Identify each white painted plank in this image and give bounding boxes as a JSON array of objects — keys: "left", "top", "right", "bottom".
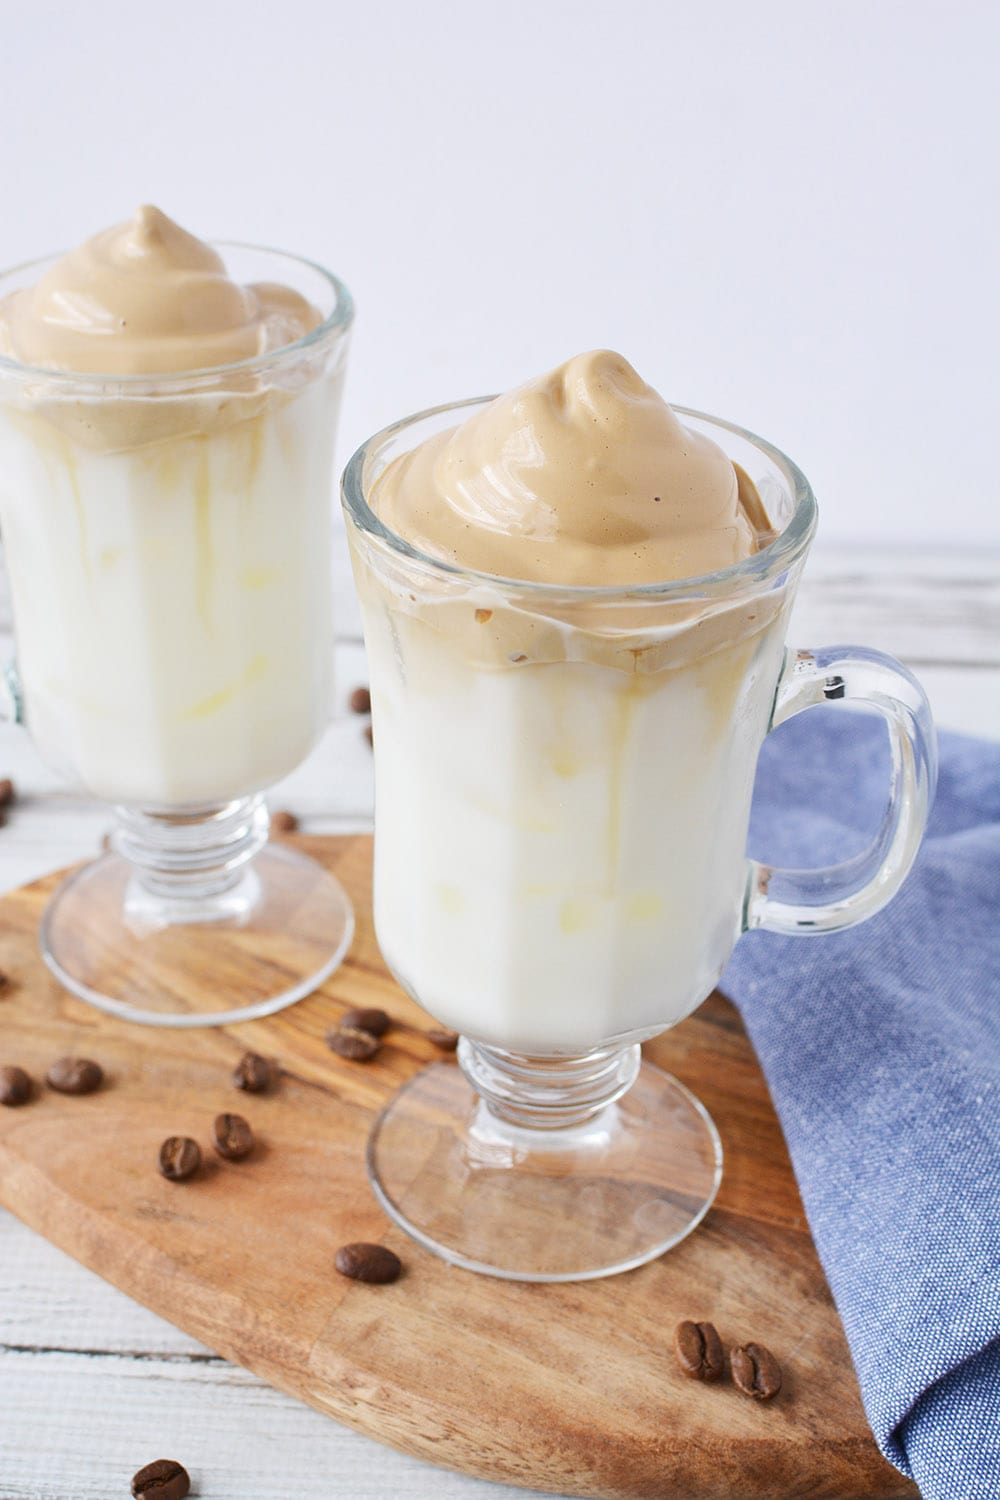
[
  {"left": 0, "top": 1211, "right": 208, "bottom": 1358},
  {"left": 333, "top": 535, "right": 1000, "bottom": 666},
  {"left": 904, "top": 666, "right": 1000, "bottom": 744},
  {"left": 0, "top": 1345, "right": 555, "bottom": 1500},
  {"left": 788, "top": 564, "right": 1000, "bottom": 667}
]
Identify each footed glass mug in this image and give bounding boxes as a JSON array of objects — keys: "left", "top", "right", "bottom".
[
  {"left": 343, "top": 399, "right": 936, "bottom": 1282},
  {"left": 0, "top": 247, "right": 354, "bottom": 1026}
]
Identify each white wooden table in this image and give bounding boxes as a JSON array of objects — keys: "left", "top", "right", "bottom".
[{"left": 2, "top": 542, "right": 998, "bottom": 1500}]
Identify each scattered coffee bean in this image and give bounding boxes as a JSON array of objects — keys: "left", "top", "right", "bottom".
[
  {"left": 335, "top": 1242, "right": 403, "bottom": 1284},
  {"left": 131, "top": 1458, "right": 191, "bottom": 1500},
  {"left": 363, "top": 722, "right": 374, "bottom": 747},
  {"left": 158, "top": 1136, "right": 201, "bottom": 1182},
  {"left": 348, "top": 685, "right": 371, "bottom": 715},
  {"left": 0, "top": 1065, "right": 32, "bottom": 1106},
  {"left": 427, "top": 1027, "right": 459, "bottom": 1052},
  {"left": 0, "top": 778, "right": 14, "bottom": 807},
  {"left": 673, "top": 1320, "right": 725, "bottom": 1382},
  {"left": 232, "top": 1051, "right": 274, "bottom": 1093},
  {"left": 730, "top": 1341, "right": 782, "bottom": 1400},
  {"left": 341, "top": 1006, "right": 391, "bottom": 1038},
  {"left": 270, "top": 808, "right": 299, "bottom": 833},
  {"left": 46, "top": 1056, "right": 103, "bottom": 1095},
  {"left": 213, "top": 1111, "right": 255, "bottom": 1160},
  {"left": 326, "top": 1025, "right": 380, "bottom": 1061}
]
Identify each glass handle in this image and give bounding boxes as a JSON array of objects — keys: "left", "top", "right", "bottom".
[
  {"left": 0, "top": 659, "right": 23, "bottom": 725},
  {"left": 745, "top": 645, "right": 937, "bottom": 935}
]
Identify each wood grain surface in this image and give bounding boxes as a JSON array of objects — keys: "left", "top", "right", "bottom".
[{"left": 0, "top": 833, "right": 915, "bottom": 1500}]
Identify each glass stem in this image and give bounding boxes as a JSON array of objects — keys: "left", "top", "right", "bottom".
[
  {"left": 458, "top": 1040, "right": 641, "bottom": 1132},
  {"left": 113, "top": 794, "right": 269, "bottom": 903}
]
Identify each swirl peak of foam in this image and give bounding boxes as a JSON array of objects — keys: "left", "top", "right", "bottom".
[
  {"left": 372, "top": 350, "right": 772, "bottom": 586},
  {"left": 0, "top": 206, "right": 319, "bottom": 376}
]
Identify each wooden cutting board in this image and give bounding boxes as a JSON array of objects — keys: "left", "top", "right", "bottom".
[{"left": 0, "top": 834, "right": 914, "bottom": 1500}]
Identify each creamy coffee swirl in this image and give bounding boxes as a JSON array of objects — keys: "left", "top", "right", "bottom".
[
  {"left": 0, "top": 205, "right": 320, "bottom": 376},
  {"left": 372, "top": 350, "right": 772, "bottom": 586}
]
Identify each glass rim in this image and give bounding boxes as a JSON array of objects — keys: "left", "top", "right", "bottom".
[
  {"left": 0, "top": 241, "right": 354, "bottom": 388},
  {"left": 341, "top": 396, "right": 818, "bottom": 602}
]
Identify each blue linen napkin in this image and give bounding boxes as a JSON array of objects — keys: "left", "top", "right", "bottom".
[{"left": 721, "top": 710, "right": 1000, "bottom": 1499}]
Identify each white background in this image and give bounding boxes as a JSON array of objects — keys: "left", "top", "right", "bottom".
[{"left": 1, "top": 0, "right": 997, "bottom": 548}]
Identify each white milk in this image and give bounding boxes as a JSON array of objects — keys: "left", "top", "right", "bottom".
[
  {"left": 0, "top": 374, "right": 340, "bottom": 806},
  {"left": 356, "top": 583, "right": 792, "bottom": 1054}
]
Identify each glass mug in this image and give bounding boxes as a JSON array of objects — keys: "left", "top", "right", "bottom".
[
  {"left": 0, "top": 246, "right": 354, "bottom": 1026},
  {"left": 343, "top": 398, "right": 936, "bottom": 1282}
]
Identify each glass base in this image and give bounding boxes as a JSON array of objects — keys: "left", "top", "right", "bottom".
[
  {"left": 40, "top": 798, "right": 353, "bottom": 1026},
  {"left": 367, "top": 1045, "right": 723, "bottom": 1282}
]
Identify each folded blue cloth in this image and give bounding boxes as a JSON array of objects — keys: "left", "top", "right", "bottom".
[{"left": 722, "top": 711, "right": 1000, "bottom": 1499}]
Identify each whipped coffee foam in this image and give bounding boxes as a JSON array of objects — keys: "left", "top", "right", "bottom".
[
  {"left": 372, "top": 350, "right": 772, "bottom": 585},
  {"left": 0, "top": 205, "right": 320, "bottom": 375}
]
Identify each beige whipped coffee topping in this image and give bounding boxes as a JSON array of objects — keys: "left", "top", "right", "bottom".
[
  {"left": 372, "top": 350, "right": 773, "bottom": 587},
  {"left": 0, "top": 207, "right": 326, "bottom": 452},
  {"left": 0, "top": 205, "right": 320, "bottom": 376}
]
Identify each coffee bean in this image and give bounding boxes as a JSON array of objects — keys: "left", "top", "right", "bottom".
[
  {"left": 232, "top": 1051, "right": 274, "bottom": 1094},
  {"left": 0, "top": 1065, "right": 32, "bottom": 1106},
  {"left": 427, "top": 1027, "right": 459, "bottom": 1052},
  {"left": 46, "top": 1056, "right": 103, "bottom": 1095},
  {"left": 363, "top": 722, "right": 373, "bottom": 747},
  {"left": 0, "top": 777, "right": 14, "bottom": 807},
  {"left": 335, "top": 1242, "right": 402, "bottom": 1284},
  {"left": 326, "top": 1025, "right": 380, "bottom": 1061},
  {"left": 158, "top": 1136, "right": 201, "bottom": 1182},
  {"left": 673, "top": 1320, "right": 724, "bottom": 1381},
  {"left": 348, "top": 685, "right": 371, "bottom": 715},
  {"left": 730, "top": 1341, "right": 782, "bottom": 1400},
  {"left": 131, "top": 1458, "right": 190, "bottom": 1500},
  {"left": 270, "top": 808, "right": 298, "bottom": 833},
  {"left": 213, "top": 1111, "right": 254, "bottom": 1160},
  {"left": 341, "top": 1006, "right": 391, "bottom": 1038}
]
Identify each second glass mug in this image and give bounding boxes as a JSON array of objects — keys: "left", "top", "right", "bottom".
[
  {"left": 0, "top": 245, "right": 354, "bottom": 1026},
  {"left": 343, "top": 398, "right": 937, "bottom": 1282}
]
